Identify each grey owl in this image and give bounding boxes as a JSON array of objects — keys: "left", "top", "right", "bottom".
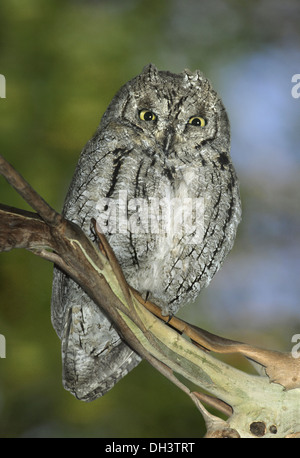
[{"left": 51, "top": 64, "right": 241, "bottom": 401}]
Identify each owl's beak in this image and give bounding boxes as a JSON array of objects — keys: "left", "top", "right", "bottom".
[{"left": 161, "top": 127, "right": 176, "bottom": 156}]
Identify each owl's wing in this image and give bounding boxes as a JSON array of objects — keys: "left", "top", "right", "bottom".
[
  {"left": 51, "top": 136, "right": 142, "bottom": 401},
  {"left": 51, "top": 267, "right": 141, "bottom": 402}
]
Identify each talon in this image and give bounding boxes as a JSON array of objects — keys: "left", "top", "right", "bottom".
[{"left": 166, "top": 313, "right": 174, "bottom": 324}]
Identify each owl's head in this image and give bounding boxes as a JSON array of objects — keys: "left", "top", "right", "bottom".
[{"left": 100, "top": 64, "right": 230, "bottom": 163}]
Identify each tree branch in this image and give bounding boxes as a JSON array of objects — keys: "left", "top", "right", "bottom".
[
  {"left": 0, "top": 156, "right": 59, "bottom": 225},
  {"left": 1, "top": 154, "right": 300, "bottom": 438}
]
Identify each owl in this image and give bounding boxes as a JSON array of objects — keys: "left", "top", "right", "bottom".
[{"left": 51, "top": 64, "right": 241, "bottom": 402}]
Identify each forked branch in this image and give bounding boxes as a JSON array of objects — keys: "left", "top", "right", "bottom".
[{"left": 1, "top": 154, "right": 300, "bottom": 438}]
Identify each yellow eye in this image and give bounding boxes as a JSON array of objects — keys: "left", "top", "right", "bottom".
[
  {"left": 139, "top": 109, "right": 156, "bottom": 121},
  {"left": 188, "top": 116, "right": 206, "bottom": 127}
]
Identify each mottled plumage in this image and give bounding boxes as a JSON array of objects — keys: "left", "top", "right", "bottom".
[{"left": 51, "top": 64, "right": 241, "bottom": 401}]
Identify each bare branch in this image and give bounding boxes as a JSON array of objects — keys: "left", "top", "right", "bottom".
[
  {"left": 0, "top": 155, "right": 60, "bottom": 225},
  {"left": 1, "top": 154, "right": 300, "bottom": 438}
]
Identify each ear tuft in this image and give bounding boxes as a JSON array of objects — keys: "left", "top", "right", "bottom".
[
  {"left": 182, "top": 68, "right": 205, "bottom": 83},
  {"left": 141, "top": 63, "right": 159, "bottom": 81}
]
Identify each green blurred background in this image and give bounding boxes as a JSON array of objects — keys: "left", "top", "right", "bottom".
[{"left": 0, "top": 0, "right": 299, "bottom": 437}]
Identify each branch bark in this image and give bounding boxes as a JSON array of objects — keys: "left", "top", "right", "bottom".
[{"left": 1, "top": 154, "right": 300, "bottom": 438}]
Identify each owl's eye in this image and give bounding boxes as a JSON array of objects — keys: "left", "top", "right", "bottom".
[
  {"left": 188, "top": 116, "right": 206, "bottom": 127},
  {"left": 139, "top": 109, "right": 156, "bottom": 121}
]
